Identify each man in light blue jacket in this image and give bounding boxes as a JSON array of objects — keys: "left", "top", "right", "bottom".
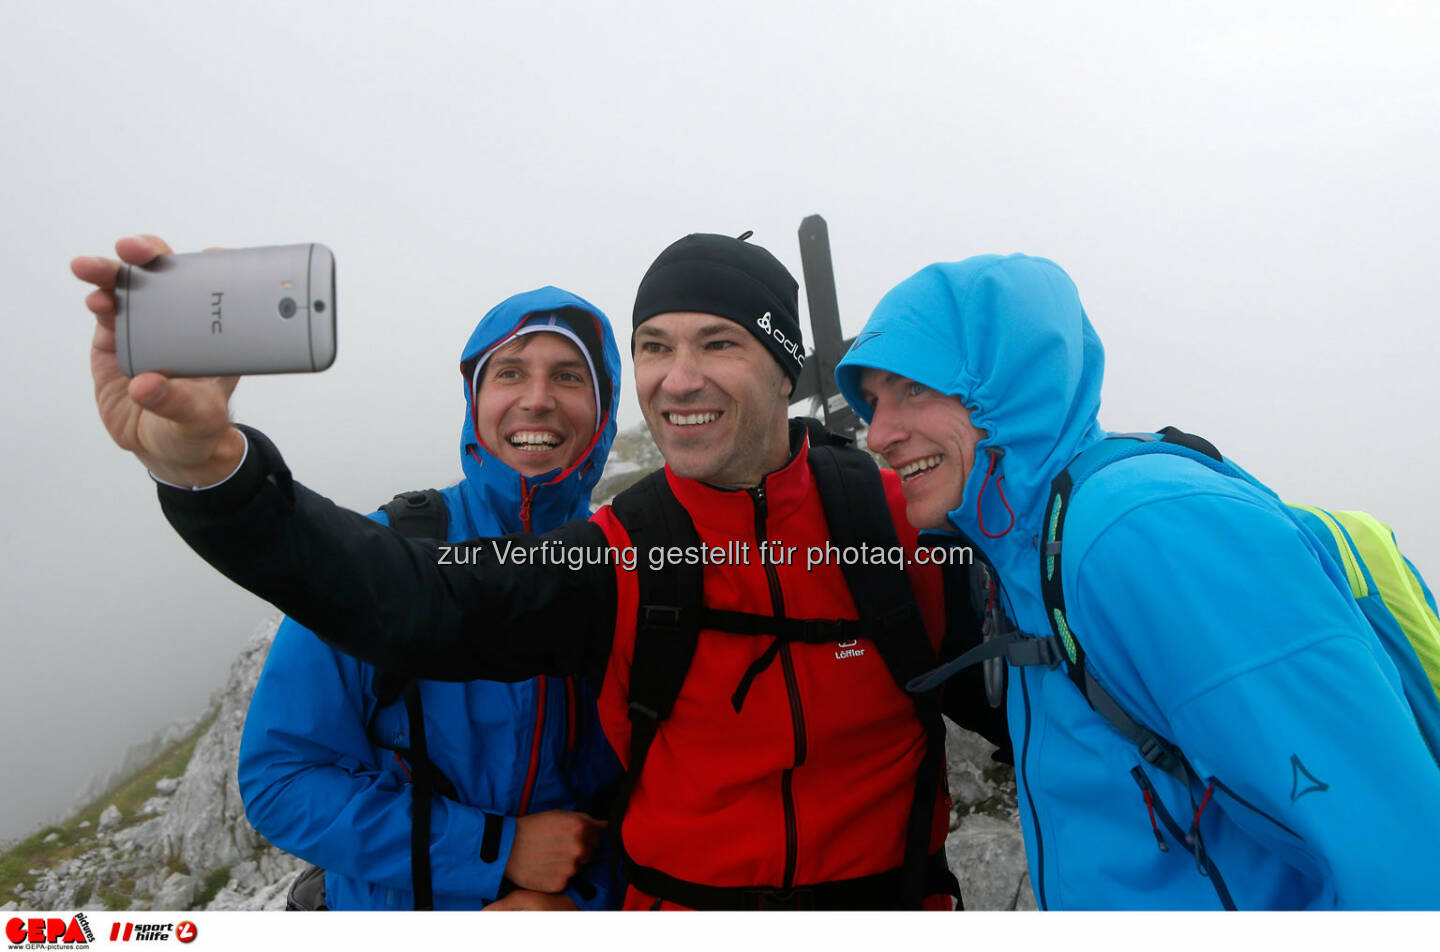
[
  {"left": 834, "top": 254, "right": 1440, "bottom": 909},
  {"left": 238, "top": 287, "right": 623, "bottom": 910}
]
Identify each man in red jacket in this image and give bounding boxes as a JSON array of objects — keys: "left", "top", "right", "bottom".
[{"left": 77, "top": 232, "right": 979, "bottom": 910}]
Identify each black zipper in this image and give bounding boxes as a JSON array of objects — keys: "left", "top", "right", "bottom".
[
  {"left": 750, "top": 484, "right": 806, "bottom": 889},
  {"left": 974, "top": 565, "right": 1048, "bottom": 911},
  {"left": 1130, "top": 767, "right": 1237, "bottom": 910},
  {"left": 1017, "top": 663, "right": 1047, "bottom": 909},
  {"left": 1209, "top": 776, "right": 1303, "bottom": 840}
]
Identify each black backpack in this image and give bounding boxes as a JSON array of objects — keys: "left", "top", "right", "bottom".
[{"left": 606, "top": 434, "right": 961, "bottom": 910}]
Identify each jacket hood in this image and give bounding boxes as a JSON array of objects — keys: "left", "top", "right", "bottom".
[
  {"left": 835, "top": 254, "right": 1106, "bottom": 599},
  {"left": 454, "top": 286, "right": 621, "bottom": 536}
]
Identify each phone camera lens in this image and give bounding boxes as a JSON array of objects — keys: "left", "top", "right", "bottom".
[
  {"left": 313, "top": 299, "right": 326, "bottom": 313},
  {"left": 278, "top": 297, "right": 297, "bottom": 319}
]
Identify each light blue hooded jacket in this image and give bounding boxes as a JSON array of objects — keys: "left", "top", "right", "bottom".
[
  {"left": 836, "top": 254, "right": 1440, "bottom": 909},
  {"left": 238, "top": 287, "right": 623, "bottom": 910}
]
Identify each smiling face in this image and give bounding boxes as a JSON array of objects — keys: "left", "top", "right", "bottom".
[
  {"left": 633, "top": 311, "right": 793, "bottom": 489},
  {"left": 473, "top": 332, "right": 597, "bottom": 478},
  {"left": 858, "top": 367, "right": 988, "bottom": 530}
]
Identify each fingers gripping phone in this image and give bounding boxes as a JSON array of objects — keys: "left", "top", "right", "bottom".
[{"left": 116, "top": 243, "right": 336, "bottom": 377}]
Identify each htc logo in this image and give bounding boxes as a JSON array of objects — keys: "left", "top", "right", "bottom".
[{"left": 210, "top": 291, "right": 223, "bottom": 334}]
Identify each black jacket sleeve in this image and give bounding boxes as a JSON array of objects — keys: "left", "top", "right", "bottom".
[{"left": 157, "top": 425, "right": 617, "bottom": 682}]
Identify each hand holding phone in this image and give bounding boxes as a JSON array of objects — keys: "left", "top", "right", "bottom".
[
  {"left": 76, "top": 236, "right": 290, "bottom": 488},
  {"left": 116, "top": 243, "right": 336, "bottom": 377}
]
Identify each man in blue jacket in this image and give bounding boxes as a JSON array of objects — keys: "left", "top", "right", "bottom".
[
  {"left": 834, "top": 253, "right": 1440, "bottom": 909},
  {"left": 238, "top": 287, "right": 623, "bottom": 910}
]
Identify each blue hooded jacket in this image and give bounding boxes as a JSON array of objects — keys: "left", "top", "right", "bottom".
[
  {"left": 836, "top": 255, "right": 1440, "bottom": 909},
  {"left": 238, "top": 286, "right": 623, "bottom": 910}
]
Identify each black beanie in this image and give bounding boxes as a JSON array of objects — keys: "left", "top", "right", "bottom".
[{"left": 632, "top": 233, "right": 805, "bottom": 385}]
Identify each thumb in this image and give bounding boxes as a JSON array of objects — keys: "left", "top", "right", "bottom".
[{"left": 129, "top": 373, "right": 199, "bottom": 422}]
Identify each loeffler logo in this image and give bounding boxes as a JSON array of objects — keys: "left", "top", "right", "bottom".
[
  {"left": 835, "top": 639, "right": 866, "bottom": 660},
  {"left": 5, "top": 914, "right": 95, "bottom": 948}
]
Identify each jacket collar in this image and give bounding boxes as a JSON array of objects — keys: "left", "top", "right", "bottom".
[{"left": 663, "top": 420, "right": 813, "bottom": 536}]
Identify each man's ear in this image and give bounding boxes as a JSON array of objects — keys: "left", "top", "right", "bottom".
[{"left": 780, "top": 375, "right": 794, "bottom": 399}]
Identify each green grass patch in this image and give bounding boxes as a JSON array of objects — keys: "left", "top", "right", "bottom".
[
  {"left": 0, "top": 709, "right": 218, "bottom": 902},
  {"left": 192, "top": 866, "right": 230, "bottom": 909}
]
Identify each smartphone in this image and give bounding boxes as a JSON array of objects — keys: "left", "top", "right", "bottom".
[{"left": 115, "top": 243, "right": 336, "bottom": 377}]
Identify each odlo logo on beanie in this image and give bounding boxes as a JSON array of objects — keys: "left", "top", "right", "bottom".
[{"left": 756, "top": 312, "right": 802, "bottom": 365}]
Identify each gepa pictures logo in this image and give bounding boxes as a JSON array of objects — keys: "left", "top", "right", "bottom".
[{"left": 5, "top": 913, "right": 95, "bottom": 948}]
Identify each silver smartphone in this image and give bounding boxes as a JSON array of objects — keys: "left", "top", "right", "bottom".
[{"left": 115, "top": 243, "right": 336, "bottom": 377}]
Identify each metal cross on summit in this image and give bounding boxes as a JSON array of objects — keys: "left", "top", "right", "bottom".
[{"left": 792, "top": 215, "right": 862, "bottom": 442}]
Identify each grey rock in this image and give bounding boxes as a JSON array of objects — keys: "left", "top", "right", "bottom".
[
  {"left": 947, "top": 812, "right": 1029, "bottom": 910},
  {"left": 77, "top": 821, "right": 91, "bottom": 829},
  {"left": 943, "top": 720, "right": 1027, "bottom": 911},
  {"left": 209, "top": 851, "right": 306, "bottom": 911},
  {"left": 153, "top": 872, "right": 199, "bottom": 911},
  {"left": 946, "top": 722, "right": 1003, "bottom": 808},
  {"left": 112, "top": 817, "right": 163, "bottom": 853},
  {"left": 138, "top": 796, "right": 170, "bottom": 817},
  {"left": 0, "top": 902, "right": 16, "bottom": 912},
  {"left": 155, "top": 777, "right": 181, "bottom": 795},
  {"left": 1015, "top": 872, "right": 1038, "bottom": 911},
  {"left": 158, "top": 619, "right": 278, "bottom": 876},
  {"left": 43, "top": 832, "right": 60, "bottom": 843},
  {"left": 97, "top": 805, "right": 123, "bottom": 832}
]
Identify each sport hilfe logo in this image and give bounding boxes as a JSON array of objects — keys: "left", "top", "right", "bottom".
[
  {"left": 108, "top": 922, "right": 196, "bottom": 944},
  {"left": 5, "top": 914, "right": 95, "bottom": 947}
]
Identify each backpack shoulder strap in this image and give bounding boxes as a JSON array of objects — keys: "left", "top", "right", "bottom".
[
  {"left": 381, "top": 489, "right": 450, "bottom": 540},
  {"left": 605, "top": 470, "right": 705, "bottom": 863},
  {"left": 807, "top": 444, "right": 934, "bottom": 686},
  {"left": 1037, "top": 428, "right": 1227, "bottom": 782},
  {"left": 372, "top": 487, "right": 454, "bottom": 910},
  {"left": 807, "top": 443, "right": 956, "bottom": 909}
]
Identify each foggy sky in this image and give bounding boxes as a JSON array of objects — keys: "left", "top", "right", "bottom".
[{"left": 2, "top": 0, "right": 1437, "bottom": 845}]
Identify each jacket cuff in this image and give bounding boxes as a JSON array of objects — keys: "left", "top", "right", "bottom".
[
  {"left": 154, "top": 424, "right": 292, "bottom": 515},
  {"left": 472, "top": 812, "right": 517, "bottom": 902}
]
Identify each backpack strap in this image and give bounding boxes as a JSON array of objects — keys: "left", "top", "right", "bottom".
[
  {"left": 382, "top": 489, "right": 450, "bottom": 540},
  {"left": 1035, "top": 428, "right": 1227, "bottom": 783},
  {"left": 606, "top": 469, "right": 705, "bottom": 883},
  {"left": 367, "top": 489, "right": 455, "bottom": 910},
  {"left": 807, "top": 443, "right": 957, "bottom": 909}
]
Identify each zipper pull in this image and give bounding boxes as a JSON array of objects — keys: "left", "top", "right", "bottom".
[
  {"left": 519, "top": 479, "right": 535, "bottom": 532},
  {"left": 1186, "top": 782, "right": 1216, "bottom": 874},
  {"left": 1142, "top": 787, "right": 1170, "bottom": 853}
]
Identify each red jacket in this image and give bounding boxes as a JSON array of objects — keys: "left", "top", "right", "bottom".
[{"left": 590, "top": 437, "right": 951, "bottom": 909}]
